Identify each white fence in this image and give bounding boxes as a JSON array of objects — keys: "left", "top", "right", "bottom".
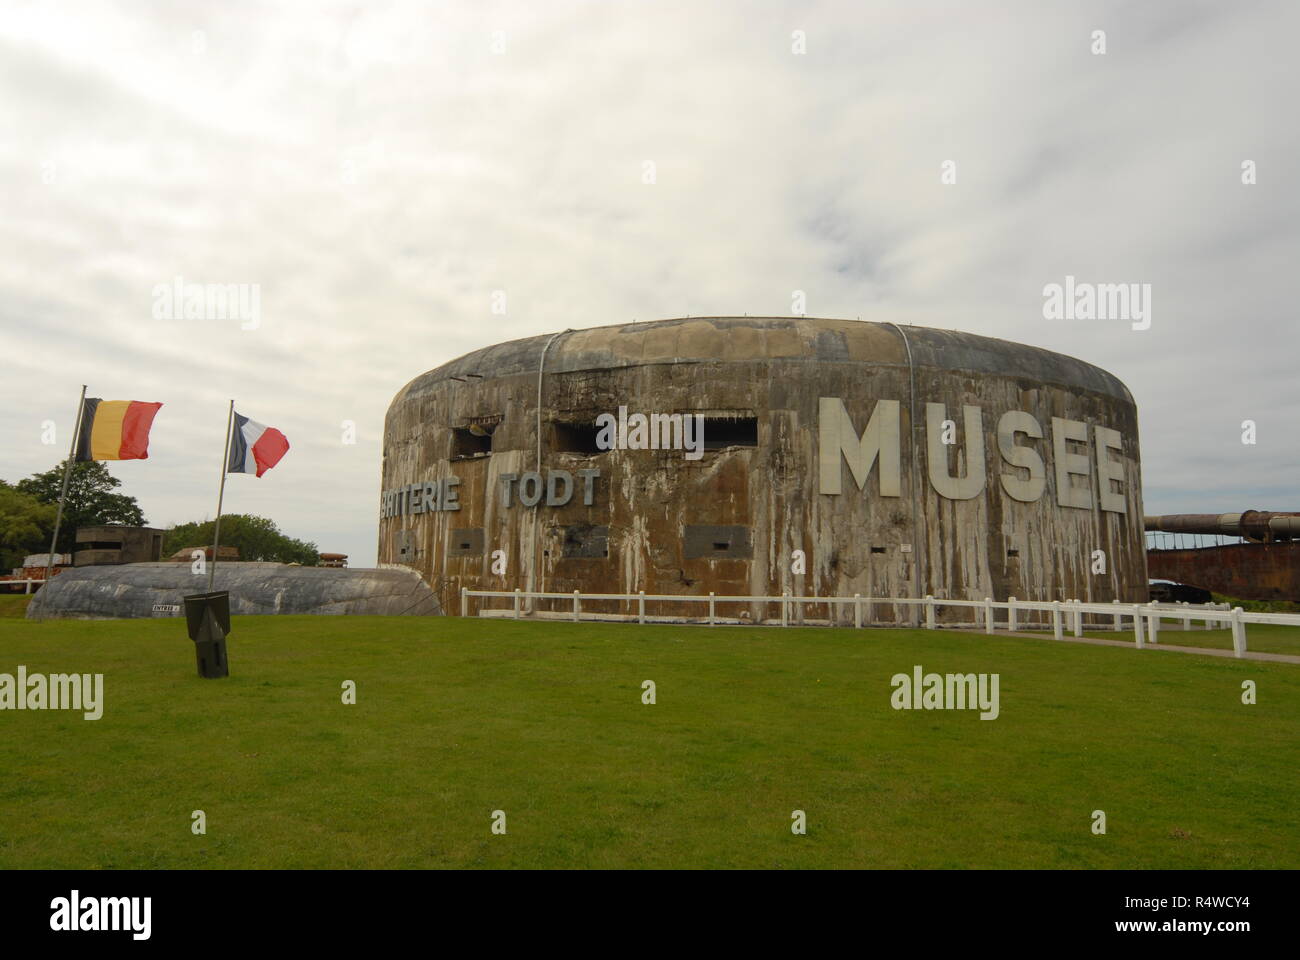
[
  {"left": 1, "top": 579, "right": 42, "bottom": 594},
  {"left": 461, "top": 588, "right": 1300, "bottom": 659}
]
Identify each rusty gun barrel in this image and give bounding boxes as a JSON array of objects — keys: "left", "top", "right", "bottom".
[{"left": 1144, "top": 511, "right": 1300, "bottom": 542}]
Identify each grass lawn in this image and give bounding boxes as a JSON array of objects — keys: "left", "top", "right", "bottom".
[
  {"left": 1076, "top": 622, "right": 1300, "bottom": 657},
  {"left": 1, "top": 615, "right": 1296, "bottom": 869},
  {"left": 0, "top": 596, "right": 32, "bottom": 618}
]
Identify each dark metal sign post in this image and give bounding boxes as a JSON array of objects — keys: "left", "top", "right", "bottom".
[{"left": 183, "top": 590, "right": 231, "bottom": 678}]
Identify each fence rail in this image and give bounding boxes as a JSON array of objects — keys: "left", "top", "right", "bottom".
[
  {"left": 459, "top": 588, "right": 1300, "bottom": 659},
  {"left": 0, "top": 579, "right": 42, "bottom": 594}
]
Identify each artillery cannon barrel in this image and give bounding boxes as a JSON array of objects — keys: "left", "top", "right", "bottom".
[{"left": 1144, "top": 511, "right": 1300, "bottom": 542}]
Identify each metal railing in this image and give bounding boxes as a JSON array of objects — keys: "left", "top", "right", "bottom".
[{"left": 459, "top": 588, "right": 1300, "bottom": 659}]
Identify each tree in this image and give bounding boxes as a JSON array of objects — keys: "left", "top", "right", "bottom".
[
  {"left": 162, "top": 514, "right": 319, "bottom": 566},
  {"left": 0, "top": 482, "right": 57, "bottom": 571},
  {"left": 15, "top": 461, "right": 146, "bottom": 553}
]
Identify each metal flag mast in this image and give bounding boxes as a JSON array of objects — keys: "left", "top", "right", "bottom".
[
  {"left": 208, "top": 400, "right": 235, "bottom": 591},
  {"left": 39, "top": 384, "right": 87, "bottom": 620}
]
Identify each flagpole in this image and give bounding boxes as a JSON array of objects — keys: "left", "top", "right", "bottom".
[
  {"left": 39, "top": 385, "right": 88, "bottom": 619},
  {"left": 208, "top": 400, "right": 234, "bottom": 591}
]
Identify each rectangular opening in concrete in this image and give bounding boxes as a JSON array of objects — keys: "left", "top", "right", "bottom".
[
  {"left": 397, "top": 529, "right": 414, "bottom": 560},
  {"left": 684, "top": 524, "right": 752, "bottom": 559},
  {"left": 701, "top": 416, "right": 757, "bottom": 450},
  {"left": 448, "top": 529, "right": 485, "bottom": 556},
  {"left": 553, "top": 421, "right": 603, "bottom": 455},
  {"left": 562, "top": 524, "right": 609, "bottom": 558},
  {"left": 451, "top": 427, "right": 492, "bottom": 459},
  {"left": 870, "top": 546, "right": 886, "bottom": 554}
]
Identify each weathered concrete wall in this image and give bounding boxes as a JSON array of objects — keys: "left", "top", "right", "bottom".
[
  {"left": 75, "top": 525, "right": 165, "bottom": 566},
  {"left": 27, "top": 563, "right": 442, "bottom": 620},
  {"left": 380, "top": 317, "right": 1145, "bottom": 623}
]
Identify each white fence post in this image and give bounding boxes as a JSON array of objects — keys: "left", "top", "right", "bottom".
[
  {"left": 1230, "top": 607, "right": 1246, "bottom": 658},
  {"left": 443, "top": 589, "right": 1300, "bottom": 650}
]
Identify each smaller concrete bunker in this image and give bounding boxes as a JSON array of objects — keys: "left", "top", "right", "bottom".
[{"left": 26, "top": 563, "right": 442, "bottom": 620}]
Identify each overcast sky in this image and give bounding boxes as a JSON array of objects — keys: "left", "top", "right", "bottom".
[{"left": 2, "top": 0, "right": 1296, "bottom": 566}]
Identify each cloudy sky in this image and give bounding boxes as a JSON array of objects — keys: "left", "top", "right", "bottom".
[{"left": 2, "top": 0, "right": 1296, "bottom": 566}]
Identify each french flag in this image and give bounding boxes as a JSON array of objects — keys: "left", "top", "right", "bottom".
[{"left": 228, "top": 412, "right": 290, "bottom": 477}]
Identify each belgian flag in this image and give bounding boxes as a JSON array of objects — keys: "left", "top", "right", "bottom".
[{"left": 75, "top": 399, "right": 163, "bottom": 461}]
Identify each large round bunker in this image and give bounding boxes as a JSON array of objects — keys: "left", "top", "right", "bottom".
[{"left": 380, "top": 317, "right": 1144, "bottom": 623}]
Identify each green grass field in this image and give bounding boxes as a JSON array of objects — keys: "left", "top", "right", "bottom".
[
  {"left": 1079, "top": 622, "right": 1300, "bottom": 657},
  {"left": 0, "top": 596, "right": 32, "bottom": 618},
  {"left": 1, "top": 614, "right": 1296, "bottom": 869}
]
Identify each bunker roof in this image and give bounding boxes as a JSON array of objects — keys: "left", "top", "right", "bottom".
[{"left": 394, "top": 316, "right": 1133, "bottom": 406}]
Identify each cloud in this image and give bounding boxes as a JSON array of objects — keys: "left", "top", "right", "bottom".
[{"left": 1, "top": 0, "right": 1296, "bottom": 565}]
